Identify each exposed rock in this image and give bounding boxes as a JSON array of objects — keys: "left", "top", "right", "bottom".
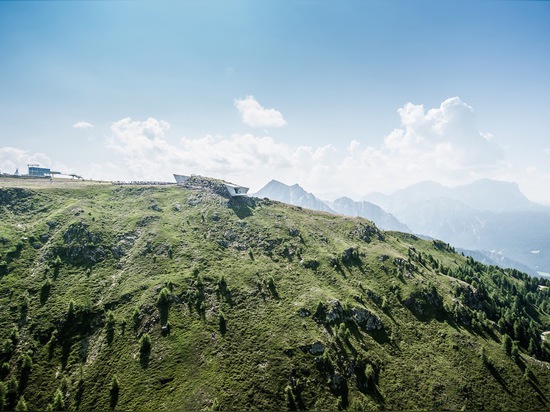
[
  {"left": 325, "top": 300, "right": 344, "bottom": 323},
  {"left": 351, "top": 223, "right": 384, "bottom": 243},
  {"left": 289, "top": 228, "right": 300, "bottom": 237},
  {"left": 63, "top": 222, "right": 101, "bottom": 244},
  {"left": 351, "top": 307, "right": 382, "bottom": 331},
  {"left": 301, "top": 259, "right": 319, "bottom": 270},
  {"left": 341, "top": 247, "right": 358, "bottom": 264},
  {"left": 404, "top": 287, "right": 443, "bottom": 316},
  {"left": 136, "top": 215, "right": 160, "bottom": 228},
  {"left": 309, "top": 341, "right": 325, "bottom": 355},
  {"left": 298, "top": 308, "right": 311, "bottom": 317},
  {"left": 149, "top": 203, "right": 162, "bottom": 212},
  {"left": 55, "top": 222, "right": 107, "bottom": 264}
]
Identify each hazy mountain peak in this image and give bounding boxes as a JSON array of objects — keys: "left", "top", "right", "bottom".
[{"left": 254, "top": 180, "right": 334, "bottom": 213}]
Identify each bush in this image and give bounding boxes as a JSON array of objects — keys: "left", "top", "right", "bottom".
[
  {"left": 106, "top": 311, "right": 116, "bottom": 344},
  {"left": 1, "top": 362, "right": 10, "bottom": 378},
  {"left": 139, "top": 333, "right": 151, "bottom": 367},
  {"left": 479, "top": 346, "right": 488, "bottom": 364},
  {"left": 20, "top": 354, "right": 32, "bottom": 371},
  {"left": 52, "top": 388, "right": 64, "bottom": 411},
  {"left": 365, "top": 364, "right": 375, "bottom": 384},
  {"left": 0, "top": 381, "right": 6, "bottom": 411},
  {"left": 140, "top": 333, "right": 151, "bottom": 355},
  {"left": 338, "top": 323, "right": 351, "bottom": 342},
  {"left": 40, "top": 279, "right": 52, "bottom": 303},
  {"left": 157, "top": 288, "right": 171, "bottom": 324},
  {"left": 157, "top": 288, "right": 171, "bottom": 308},
  {"left": 67, "top": 300, "right": 75, "bottom": 320},
  {"left": 15, "top": 396, "right": 27, "bottom": 412},
  {"left": 219, "top": 312, "right": 227, "bottom": 335},
  {"left": 503, "top": 334, "right": 513, "bottom": 356},
  {"left": 10, "top": 326, "right": 19, "bottom": 344},
  {"left": 110, "top": 374, "right": 119, "bottom": 409},
  {"left": 1, "top": 339, "right": 13, "bottom": 356},
  {"left": 52, "top": 256, "right": 62, "bottom": 277},
  {"left": 132, "top": 306, "right": 140, "bottom": 329},
  {"left": 284, "top": 385, "right": 296, "bottom": 410}
]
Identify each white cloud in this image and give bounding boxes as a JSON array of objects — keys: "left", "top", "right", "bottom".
[
  {"left": 73, "top": 121, "right": 94, "bottom": 129},
  {"left": 4, "top": 97, "right": 549, "bottom": 204},
  {"left": 234, "top": 96, "right": 287, "bottom": 128},
  {"left": 99, "top": 97, "right": 509, "bottom": 196},
  {"left": 0, "top": 147, "right": 67, "bottom": 175}
]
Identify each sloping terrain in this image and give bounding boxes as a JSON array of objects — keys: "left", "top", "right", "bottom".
[
  {"left": 0, "top": 176, "right": 549, "bottom": 411},
  {"left": 254, "top": 180, "right": 408, "bottom": 232},
  {"left": 365, "top": 179, "right": 550, "bottom": 275}
]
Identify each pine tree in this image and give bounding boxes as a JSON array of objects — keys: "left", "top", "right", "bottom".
[
  {"left": 52, "top": 388, "right": 64, "bottom": 411},
  {"left": 0, "top": 381, "right": 6, "bottom": 411},
  {"left": 15, "top": 396, "right": 27, "bottom": 412}
]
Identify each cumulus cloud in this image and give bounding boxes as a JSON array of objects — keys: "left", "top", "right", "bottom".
[
  {"left": 73, "top": 121, "right": 94, "bottom": 129},
  {"left": 100, "top": 97, "right": 508, "bottom": 196},
  {"left": 234, "top": 96, "right": 287, "bottom": 128},
  {"left": 0, "top": 147, "right": 67, "bottom": 175}
]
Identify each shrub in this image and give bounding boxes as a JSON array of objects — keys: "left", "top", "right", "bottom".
[
  {"left": 157, "top": 288, "right": 171, "bottom": 324},
  {"left": 20, "top": 354, "right": 32, "bottom": 372},
  {"left": 479, "top": 346, "right": 488, "bottom": 364},
  {"left": 15, "top": 396, "right": 27, "bottom": 412},
  {"left": 502, "top": 334, "right": 512, "bottom": 355},
  {"left": 338, "top": 323, "right": 351, "bottom": 342},
  {"left": 52, "top": 388, "right": 64, "bottom": 411},
  {"left": 284, "top": 385, "right": 296, "bottom": 410},
  {"left": 1, "top": 362, "right": 10, "bottom": 378},
  {"left": 2, "top": 339, "right": 13, "bottom": 356},
  {"left": 67, "top": 300, "right": 75, "bottom": 320},
  {"left": 365, "top": 364, "right": 375, "bottom": 384},
  {"left": 511, "top": 344, "right": 519, "bottom": 362},
  {"left": 110, "top": 374, "right": 119, "bottom": 409},
  {"left": 132, "top": 306, "right": 140, "bottom": 329},
  {"left": 0, "top": 381, "right": 6, "bottom": 411},
  {"left": 48, "top": 331, "right": 57, "bottom": 359},
  {"left": 219, "top": 312, "right": 227, "bottom": 335},
  {"left": 60, "top": 376, "right": 69, "bottom": 393},
  {"left": 10, "top": 327, "right": 19, "bottom": 344},
  {"left": 157, "top": 287, "right": 171, "bottom": 308},
  {"left": 140, "top": 333, "right": 151, "bottom": 355},
  {"left": 106, "top": 311, "right": 116, "bottom": 344},
  {"left": 20, "top": 294, "right": 30, "bottom": 315},
  {"left": 52, "top": 256, "right": 62, "bottom": 277},
  {"left": 40, "top": 279, "right": 52, "bottom": 303}
]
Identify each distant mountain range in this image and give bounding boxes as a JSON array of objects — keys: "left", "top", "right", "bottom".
[
  {"left": 255, "top": 179, "right": 550, "bottom": 276},
  {"left": 254, "top": 180, "right": 409, "bottom": 232}
]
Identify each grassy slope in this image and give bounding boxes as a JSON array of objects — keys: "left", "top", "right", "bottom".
[{"left": 0, "top": 178, "right": 549, "bottom": 411}]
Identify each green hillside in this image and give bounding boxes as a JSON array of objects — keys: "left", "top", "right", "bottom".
[{"left": 0, "top": 176, "right": 549, "bottom": 411}]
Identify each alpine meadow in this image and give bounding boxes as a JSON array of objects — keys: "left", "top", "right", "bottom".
[
  {"left": 1, "top": 1, "right": 550, "bottom": 411},
  {"left": 0, "top": 176, "right": 549, "bottom": 411}
]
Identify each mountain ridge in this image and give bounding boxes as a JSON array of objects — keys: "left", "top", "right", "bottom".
[
  {"left": 254, "top": 180, "right": 409, "bottom": 232},
  {"left": 0, "top": 176, "right": 549, "bottom": 410}
]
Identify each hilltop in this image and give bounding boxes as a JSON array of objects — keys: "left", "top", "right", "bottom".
[{"left": 0, "top": 176, "right": 549, "bottom": 411}]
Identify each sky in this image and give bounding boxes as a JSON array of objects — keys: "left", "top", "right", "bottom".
[{"left": 1, "top": 0, "right": 549, "bottom": 203}]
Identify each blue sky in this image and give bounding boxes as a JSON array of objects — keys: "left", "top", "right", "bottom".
[{"left": 1, "top": 1, "right": 549, "bottom": 203}]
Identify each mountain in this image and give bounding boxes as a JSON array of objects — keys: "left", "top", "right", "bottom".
[
  {"left": 255, "top": 180, "right": 409, "bottom": 231},
  {"left": 364, "top": 179, "right": 550, "bottom": 275},
  {"left": 327, "top": 196, "right": 410, "bottom": 232},
  {"left": 254, "top": 179, "right": 334, "bottom": 213},
  {"left": 367, "top": 179, "right": 539, "bottom": 213},
  {"left": 0, "top": 176, "right": 549, "bottom": 411}
]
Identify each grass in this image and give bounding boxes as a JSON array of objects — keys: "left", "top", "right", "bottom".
[{"left": 0, "top": 176, "right": 549, "bottom": 410}]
